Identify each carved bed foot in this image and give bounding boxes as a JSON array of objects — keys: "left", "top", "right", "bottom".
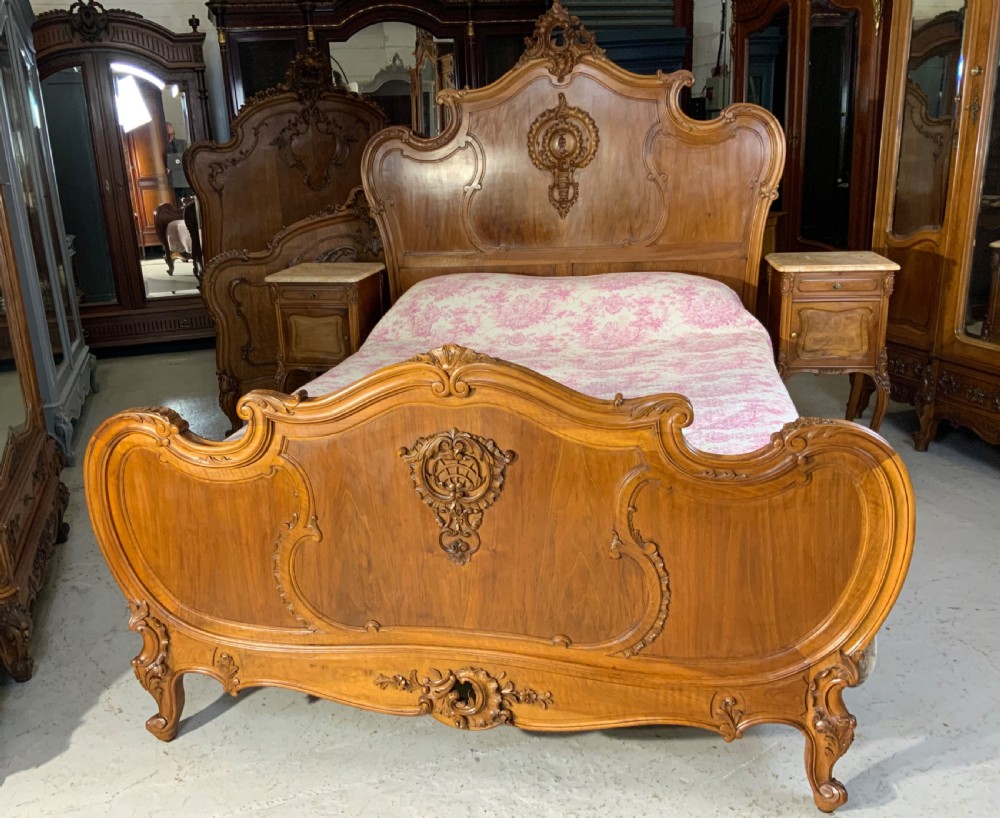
[
  {"left": 802, "top": 654, "right": 861, "bottom": 812},
  {"left": 145, "top": 671, "right": 186, "bottom": 741},
  {"left": 128, "top": 600, "right": 186, "bottom": 741},
  {"left": 0, "top": 602, "right": 33, "bottom": 681},
  {"left": 217, "top": 371, "right": 241, "bottom": 434}
]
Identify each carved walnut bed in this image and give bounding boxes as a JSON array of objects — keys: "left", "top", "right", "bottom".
[{"left": 86, "top": 4, "right": 915, "bottom": 812}]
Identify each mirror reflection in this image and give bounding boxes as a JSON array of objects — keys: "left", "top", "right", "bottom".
[
  {"left": 111, "top": 63, "right": 198, "bottom": 299},
  {"left": 40, "top": 62, "right": 201, "bottom": 305},
  {"left": 966, "top": 30, "right": 1000, "bottom": 343},
  {"left": 328, "top": 23, "right": 454, "bottom": 138},
  {"left": 0, "top": 272, "right": 28, "bottom": 444},
  {"left": 892, "top": 1, "right": 965, "bottom": 236}
]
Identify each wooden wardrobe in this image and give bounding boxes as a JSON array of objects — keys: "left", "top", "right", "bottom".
[
  {"left": 873, "top": 0, "right": 1000, "bottom": 449},
  {"left": 732, "top": 0, "right": 890, "bottom": 252}
]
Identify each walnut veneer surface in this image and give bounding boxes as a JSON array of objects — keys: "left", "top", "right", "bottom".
[{"left": 85, "top": 3, "right": 916, "bottom": 812}]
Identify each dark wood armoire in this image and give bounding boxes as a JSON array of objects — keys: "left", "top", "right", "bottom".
[{"left": 732, "top": 0, "right": 892, "bottom": 254}]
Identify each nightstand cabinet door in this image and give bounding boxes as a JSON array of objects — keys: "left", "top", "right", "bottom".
[
  {"left": 785, "top": 299, "right": 882, "bottom": 370},
  {"left": 278, "top": 307, "right": 351, "bottom": 368}
]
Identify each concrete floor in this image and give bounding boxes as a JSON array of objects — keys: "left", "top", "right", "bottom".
[{"left": 1, "top": 348, "right": 999, "bottom": 817}]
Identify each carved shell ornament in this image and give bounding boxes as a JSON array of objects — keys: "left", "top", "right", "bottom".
[
  {"left": 399, "top": 429, "right": 516, "bottom": 565},
  {"left": 528, "top": 93, "right": 600, "bottom": 219}
]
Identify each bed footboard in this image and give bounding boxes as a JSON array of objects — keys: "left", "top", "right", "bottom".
[{"left": 85, "top": 346, "right": 914, "bottom": 812}]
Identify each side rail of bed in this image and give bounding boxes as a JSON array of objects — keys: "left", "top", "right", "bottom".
[{"left": 85, "top": 346, "right": 914, "bottom": 812}]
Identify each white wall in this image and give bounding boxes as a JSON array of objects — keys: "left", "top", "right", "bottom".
[{"left": 30, "top": 0, "right": 230, "bottom": 140}]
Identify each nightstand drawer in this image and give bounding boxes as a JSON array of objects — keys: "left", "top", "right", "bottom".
[
  {"left": 795, "top": 275, "right": 881, "bottom": 296},
  {"left": 280, "top": 286, "right": 349, "bottom": 303},
  {"left": 785, "top": 300, "right": 881, "bottom": 366}
]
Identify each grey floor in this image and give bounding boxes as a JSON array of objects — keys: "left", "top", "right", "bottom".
[{"left": 1, "top": 347, "right": 998, "bottom": 817}]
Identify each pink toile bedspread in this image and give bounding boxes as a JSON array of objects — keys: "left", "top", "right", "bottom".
[{"left": 303, "top": 272, "right": 799, "bottom": 455}]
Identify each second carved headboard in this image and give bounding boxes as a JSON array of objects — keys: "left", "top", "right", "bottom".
[{"left": 186, "top": 49, "right": 388, "bottom": 264}]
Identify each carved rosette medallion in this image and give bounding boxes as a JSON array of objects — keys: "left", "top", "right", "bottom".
[
  {"left": 400, "top": 429, "right": 516, "bottom": 565},
  {"left": 528, "top": 93, "right": 599, "bottom": 219},
  {"left": 375, "top": 667, "right": 552, "bottom": 729}
]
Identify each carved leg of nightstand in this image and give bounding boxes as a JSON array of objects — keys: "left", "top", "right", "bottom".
[
  {"left": 845, "top": 373, "right": 875, "bottom": 420},
  {"left": 801, "top": 654, "right": 860, "bottom": 813},
  {"left": 869, "top": 377, "right": 891, "bottom": 433}
]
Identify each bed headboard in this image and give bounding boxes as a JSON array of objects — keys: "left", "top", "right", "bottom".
[
  {"left": 362, "top": 1, "right": 784, "bottom": 311},
  {"left": 187, "top": 50, "right": 387, "bottom": 265}
]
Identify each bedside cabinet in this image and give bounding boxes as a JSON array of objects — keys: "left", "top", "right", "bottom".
[
  {"left": 266, "top": 262, "right": 387, "bottom": 392},
  {"left": 765, "top": 251, "right": 899, "bottom": 431}
]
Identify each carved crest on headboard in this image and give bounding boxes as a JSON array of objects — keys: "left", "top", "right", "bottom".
[
  {"left": 527, "top": 93, "right": 599, "bottom": 218},
  {"left": 515, "top": 0, "right": 606, "bottom": 82},
  {"left": 241, "top": 48, "right": 341, "bottom": 110}
]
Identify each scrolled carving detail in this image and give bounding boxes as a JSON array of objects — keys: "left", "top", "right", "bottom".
[
  {"left": 400, "top": 429, "right": 516, "bottom": 565},
  {"left": 375, "top": 666, "right": 552, "bottom": 729},
  {"left": 711, "top": 691, "right": 747, "bottom": 741},
  {"left": 127, "top": 600, "right": 170, "bottom": 703},
  {"left": 213, "top": 648, "right": 241, "bottom": 695},
  {"left": 528, "top": 93, "right": 599, "bottom": 218},
  {"left": 0, "top": 602, "right": 33, "bottom": 681},
  {"left": 516, "top": 0, "right": 606, "bottom": 81}
]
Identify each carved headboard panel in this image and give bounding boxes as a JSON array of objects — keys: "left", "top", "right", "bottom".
[
  {"left": 187, "top": 50, "right": 388, "bottom": 263},
  {"left": 363, "top": 1, "right": 784, "bottom": 310}
]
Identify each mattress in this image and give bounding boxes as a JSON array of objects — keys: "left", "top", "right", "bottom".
[{"left": 303, "top": 272, "right": 799, "bottom": 455}]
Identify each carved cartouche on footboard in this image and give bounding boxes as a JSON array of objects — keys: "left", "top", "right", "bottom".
[{"left": 85, "top": 347, "right": 914, "bottom": 812}]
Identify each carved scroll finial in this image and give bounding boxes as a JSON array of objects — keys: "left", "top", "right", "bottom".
[
  {"left": 400, "top": 429, "right": 516, "bottom": 565},
  {"left": 528, "top": 93, "right": 599, "bottom": 218},
  {"left": 516, "top": 0, "right": 606, "bottom": 81},
  {"left": 68, "top": 0, "right": 109, "bottom": 42},
  {"left": 375, "top": 667, "right": 552, "bottom": 729}
]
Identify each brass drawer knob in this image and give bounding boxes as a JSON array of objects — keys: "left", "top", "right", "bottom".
[
  {"left": 832, "top": 282, "right": 843, "bottom": 290},
  {"left": 790, "top": 331, "right": 798, "bottom": 339}
]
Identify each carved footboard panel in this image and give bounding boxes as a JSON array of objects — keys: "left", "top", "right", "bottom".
[{"left": 85, "top": 347, "right": 914, "bottom": 812}]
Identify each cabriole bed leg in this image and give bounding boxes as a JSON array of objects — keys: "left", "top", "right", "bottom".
[
  {"left": 801, "top": 652, "right": 862, "bottom": 812},
  {"left": 127, "top": 600, "right": 186, "bottom": 741}
]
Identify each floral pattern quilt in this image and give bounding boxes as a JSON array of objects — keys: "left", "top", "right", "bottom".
[{"left": 303, "top": 272, "right": 799, "bottom": 455}]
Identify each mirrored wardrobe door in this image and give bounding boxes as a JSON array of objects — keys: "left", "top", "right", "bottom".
[
  {"left": 0, "top": 0, "right": 94, "bottom": 461},
  {"left": 32, "top": 2, "right": 214, "bottom": 350},
  {"left": 0, "top": 0, "right": 68, "bottom": 681}
]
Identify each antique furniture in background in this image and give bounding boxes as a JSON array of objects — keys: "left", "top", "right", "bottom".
[
  {"left": 206, "top": 0, "right": 548, "bottom": 120},
  {"left": 187, "top": 53, "right": 386, "bottom": 430},
  {"left": 0, "top": 159, "right": 67, "bottom": 682},
  {"left": 86, "top": 6, "right": 914, "bottom": 811},
  {"left": 732, "top": 0, "right": 890, "bottom": 253},
  {"left": 409, "top": 29, "right": 452, "bottom": 138},
  {"left": 32, "top": 2, "right": 213, "bottom": 348},
  {"left": 872, "top": 0, "right": 1000, "bottom": 448},
  {"left": 765, "top": 251, "right": 898, "bottom": 431},
  {"left": 266, "top": 262, "right": 386, "bottom": 392},
  {"left": 1, "top": 0, "right": 93, "bottom": 461},
  {"left": 153, "top": 198, "right": 201, "bottom": 278}
]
